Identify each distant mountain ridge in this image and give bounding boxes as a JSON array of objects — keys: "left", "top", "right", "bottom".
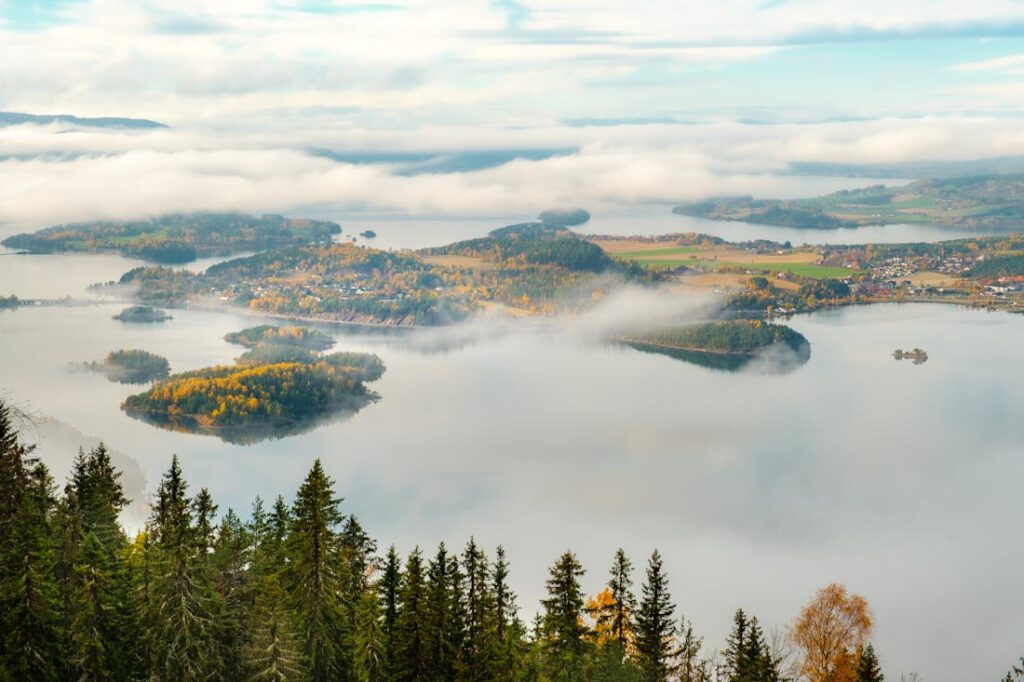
[{"left": 0, "top": 111, "right": 167, "bottom": 129}]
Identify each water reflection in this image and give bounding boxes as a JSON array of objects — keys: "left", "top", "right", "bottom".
[
  {"left": 619, "top": 338, "right": 811, "bottom": 374},
  {"left": 124, "top": 393, "right": 379, "bottom": 445}
]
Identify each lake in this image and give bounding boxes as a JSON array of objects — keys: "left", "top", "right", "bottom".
[
  {"left": 1, "top": 243, "right": 1023, "bottom": 680},
  {"left": 311, "top": 206, "right": 1016, "bottom": 251}
]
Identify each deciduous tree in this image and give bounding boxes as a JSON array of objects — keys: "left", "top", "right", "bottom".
[{"left": 789, "top": 584, "right": 872, "bottom": 682}]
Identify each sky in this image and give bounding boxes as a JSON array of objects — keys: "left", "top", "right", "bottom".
[{"left": 4, "top": 0, "right": 1024, "bottom": 225}]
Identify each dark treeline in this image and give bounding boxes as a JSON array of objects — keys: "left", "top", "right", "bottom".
[{"left": 0, "top": 400, "right": 1014, "bottom": 681}]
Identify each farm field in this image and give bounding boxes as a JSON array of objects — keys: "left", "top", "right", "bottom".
[
  {"left": 672, "top": 175, "right": 1024, "bottom": 231},
  {"left": 592, "top": 238, "right": 856, "bottom": 280}
]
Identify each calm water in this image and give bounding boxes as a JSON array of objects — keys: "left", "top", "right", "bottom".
[
  {"left": 1, "top": 246, "right": 1023, "bottom": 680},
  {"left": 318, "top": 206, "right": 1016, "bottom": 251},
  {"left": 1, "top": 173, "right": 1012, "bottom": 254}
]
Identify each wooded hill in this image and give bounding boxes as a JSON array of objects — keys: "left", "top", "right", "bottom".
[
  {"left": 674, "top": 175, "right": 1024, "bottom": 231},
  {"left": 3, "top": 212, "right": 341, "bottom": 263}
]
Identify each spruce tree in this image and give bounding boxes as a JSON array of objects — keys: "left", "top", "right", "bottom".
[
  {"left": 379, "top": 545, "right": 402, "bottom": 680},
  {"left": 856, "top": 643, "right": 884, "bottom": 682},
  {"left": 54, "top": 481, "right": 84, "bottom": 679},
  {"left": 192, "top": 487, "right": 219, "bottom": 557},
  {"left": 461, "top": 537, "right": 496, "bottom": 678},
  {"left": 492, "top": 545, "right": 523, "bottom": 681},
  {"left": 744, "top": 616, "right": 781, "bottom": 682},
  {"left": 211, "top": 509, "right": 253, "bottom": 681},
  {"left": 3, "top": 461, "right": 61, "bottom": 681},
  {"left": 677, "top": 616, "right": 706, "bottom": 682},
  {"left": 125, "top": 530, "right": 155, "bottom": 677},
  {"left": 596, "top": 549, "right": 635, "bottom": 662},
  {"left": 79, "top": 444, "right": 129, "bottom": 554},
  {"left": 147, "top": 456, "right": 215, "bottom": 680},
  {"left": 70, "top": 532, "right": 114, "bottom": 681},
  {"left": 75, "top": 444, "right": 136, "bottom": 680},
  {"left": 286, "top": 459, "right": 346, "bottom": 681},
  {"left": 249, "top": 496, "right": 269, "bottom": 558},
  {"left": 425, "top": 542, "right": 459, "bottom": 679},
  {"left": 246, "top": 574, "right": 308, "bottom": 681},
  {"left": 0, "top": 399, "right": 35, "bottom": 667},
  {"left": 724, "top": 609, "right": 751, "bottom": 681},
  {"left": 355, "top": 587, "right": 386, "bottom": 682},
  {"left": 724, "top": 609, "right": 780, "bottom": 682},
  {"left": 253, "top": 495, "right": 290, "bottom": 579},
  {"left": 541, "top": 550, "right": 590, "bottom": 681},
  {"left": 634, "top": 550, "right": 676, "bottom": 682},
  {"left": 394, "top": 547, "right": 429, "bottom": 680},
  {"left": 339, "top": 515, "right": 376, "bottom": 681}
]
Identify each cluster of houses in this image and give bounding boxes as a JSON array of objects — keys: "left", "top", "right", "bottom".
[{"left": 982, "top": 280, "right": 1023, "bottom": 298}]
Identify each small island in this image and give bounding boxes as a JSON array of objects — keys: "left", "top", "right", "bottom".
[
  {"left": 616, "top": 320, "right": 810, "bottom": 372},
  {"left": 122, "top": 332, "right": 384, "bottom": 443},
  {"left": 77, "top": 349, "right": 171, "bottom": 384},
  {"left": 224, "top": 325, "right": 336, "bottom": 351},
  {"left": 539, "top": 208, "right": 591, "bottom": 227},
  {"left": 360, "top": 230, "right": 377, "bottom": 239},
  {"left": 893, "top": 348, "right": 928, "bottom": 364},
  {"left": 122, "top": 324, "right": 382, "bottom": 442},
  {"left": 0, "top": 294, "right": 18, "bottom": 309},
  {"left": 113, "top": 305, "right": 172, "bottom": 323}
]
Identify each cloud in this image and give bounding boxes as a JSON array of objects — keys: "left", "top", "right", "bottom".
[
  {"left": 3, "top": 0, "right": 1021, "bottom": 129},
  {"left": 950, "top": 52, "right": 1024, "bottom": 72},
  {"left": 5, "top": 114, "right": 1024, "bottom": 229}
]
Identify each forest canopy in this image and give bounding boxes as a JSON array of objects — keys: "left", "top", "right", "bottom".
[
  {"left": 121, "top": 346, "right": 385, "bottom": 442},
  {"left": 618, "top": 320, "right": 809, "bottom": 355},
  {"left": 109, "top": 225, "right": 644, "bottom": 325},
  {"left": 76, "top": 349, "right": 171, "bottom": 384},
  {"left": 2, "top": 212, "right": 342, "bottom": 263},
  {"left": 539, "top": 208, "right": 591, "bottom": 226},
  {"left": 224, "top": 325, "right": 336, "bottom": 351},
  {"left": 112, "top": 305, "right": 172, "bottom": 323}
]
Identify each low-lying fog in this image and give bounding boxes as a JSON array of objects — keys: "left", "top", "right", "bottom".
[{"left": 2, "top": 262, "right": 1023, "bottom": 680}]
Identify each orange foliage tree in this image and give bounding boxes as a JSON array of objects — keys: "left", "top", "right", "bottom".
[{"left": 788, "top": 583, "right": 872, "bottom": 682}]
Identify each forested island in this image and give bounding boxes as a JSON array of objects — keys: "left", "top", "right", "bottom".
[
  {"left": 112, "top": 305, "right": 172, "bottom": 323},
  {"left": 225, "top": 324, "right": 336, "bottom": 351},
  {"left": 2, "top": 212, "right": 341, "bottom": 263},
  {"left": 617, "top": 320, "right": 810, "bottom": 372},
  {"left": 539, "top": 207, "right": 591, "bottom": 226},
  {"left": 0, "top": 294, "right": 18, "bottom": 309},
  {"left": 76, "top": 349, "right": 171, "bottom": 384},
  {"left": 3, "top": 398, "right": 994, "bottom": 682},
  {"left": 673, "top": 175, "right": 1024, "bottom": 231},
  {"left": 107, "top": 222, "right": 644, "bottom": 326},
  {"left": 121, "top": 339, "right": 384, "bottom": 442}
]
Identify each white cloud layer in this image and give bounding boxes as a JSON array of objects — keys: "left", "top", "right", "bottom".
[{"left": 4, "top": 115, "right": 1024, "bottom": 229}]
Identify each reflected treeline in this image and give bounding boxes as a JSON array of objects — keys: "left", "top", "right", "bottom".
[
  {"left": 125, "top": 392, "right": 379, "bottom": 445},
  {"left": 620, "top": 339, "right": 811, "bottom": 374}
]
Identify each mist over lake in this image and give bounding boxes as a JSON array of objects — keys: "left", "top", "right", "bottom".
[{"left": 2, "top": 242, "right": 1023, "bottom": 680}]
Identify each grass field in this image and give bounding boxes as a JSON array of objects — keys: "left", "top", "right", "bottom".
[
  {"left": 648, "top": 258, "right": 855, "bottom": 278},
  {"left": 614, "top": 246, "right": 700, "bottom": 258},
  {"left": 421, "top": 254, "right": 495, "bottom": 270},
  {"left": 593, "top": 237, "right": 856, "bottom": 279}
]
